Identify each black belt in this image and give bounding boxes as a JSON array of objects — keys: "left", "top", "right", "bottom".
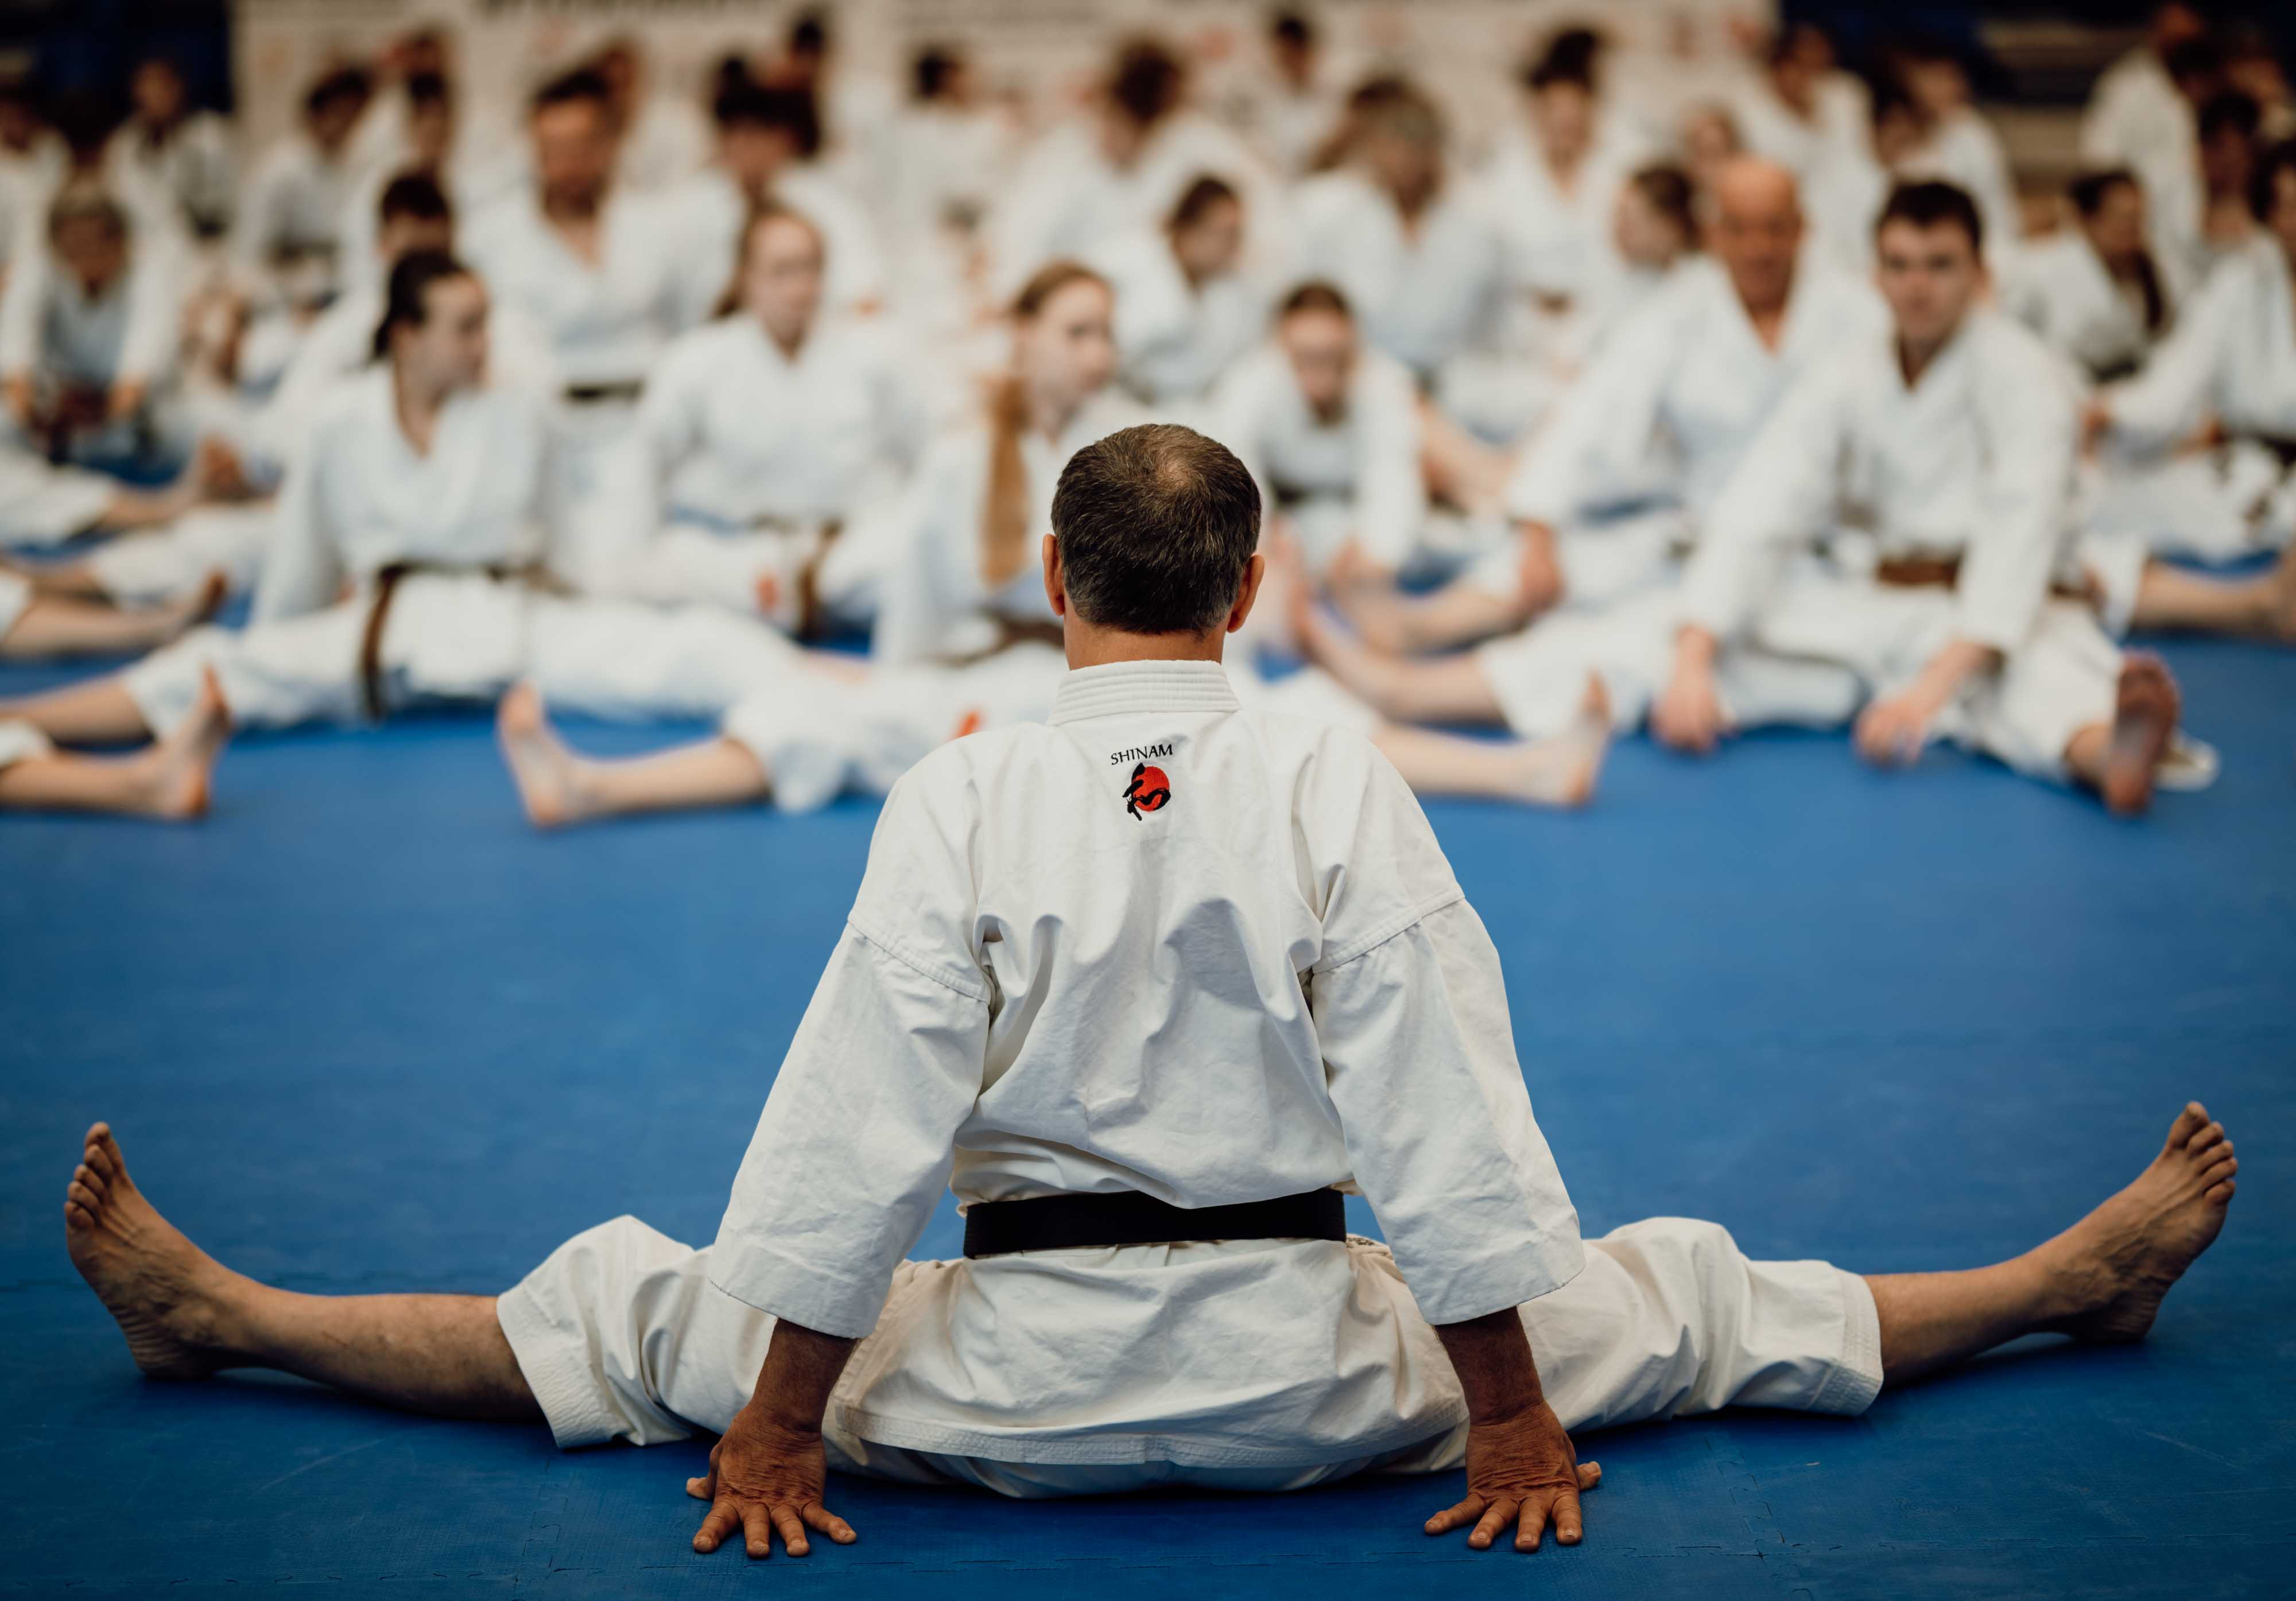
[
  {"left": 961, "top": 1188, "right": 1346, "bottom": 1260},
  {"left": 563, "top": 380, "right": 645, "bottom": 406}
]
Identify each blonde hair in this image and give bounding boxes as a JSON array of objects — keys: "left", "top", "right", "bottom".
[{"left": 980, "top": 260, "right": 1108, "bottom": 589}]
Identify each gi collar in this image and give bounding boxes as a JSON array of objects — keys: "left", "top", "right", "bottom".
[{"left": 1048, "top": 658, "right": 1241, "bottom": 725}]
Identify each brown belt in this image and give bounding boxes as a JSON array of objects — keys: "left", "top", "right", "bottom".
[
  {"left": 356, "top": 562, "right": 540, "bottom": 721},
  {"left": 792, "top": 518, "right": 844, "bottom": 642},
  {"left": 1874, "top": 553, "right": 2095, "bottom": 604},
  {"left": 947, "top": 614, "right": 1065, "bottom": 668}
]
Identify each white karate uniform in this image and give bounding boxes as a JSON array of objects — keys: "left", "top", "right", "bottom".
[
  {"left": 1469, "top": 259, "right": 1888, "bottom": 616},
  {"left": 1910, "top": 111, "right": 2023, "bottom": 272},
  {"left": 2077, "top": 236, "right": 2296, "bottom": 624},
  {"left": 0, "top": 446, "right": 115, "bottom": 549},
  {"left": 986, "top": 116, "right": 1274, "bottom": 303},
  {"left": 616, "top": 93, "right": 712, "bottom": 195},
  {"left": 2001, "top": 230, "right": 2163, "bottom": 383},
  {"left": 0, "top": 240, "right": 188, "bottom": 464},
  {"left": 232, "top": 133, "right": 359, "bottom": 304},
  {"left": 103, "top": 114, "right": 234, "bottom": 238},
  {"left": 1478, "top": 118, "right": 1649, "bottom": 312},
  {"left": 662, "top": 164, "right": 887, "bottom": 328},
  {"left": 721, "top": 642, "right": 1066, "bottom": 815},
  {"left": 2081, "top": 51, "right": 2202, "bottom": 301},
  {"left": 120, "top": 368, "right": 801, "bottom": 738},
  {"left": 598, "top": 314, "right": 937, "bottom": 620},
  {"left": 1283, "top": 172, "right": 1509, "bottom": 381},
  {"left": 1086, "top": 230, "right": 1266, "bottom": 409},
  {"left": 1732, "top": 83, "right": 1864, "bottom": 182},
  {"left": 497, "top": 657, "right": 1883, "bottom": 1485},
  {"left": 871, "top": 393, "right": 1144, "bottom": 667},
  {"left": 0, "top": 713, "right": 53, "bottom": 774},
  {"left": 879, "top": 102, "right": 1017, "bottom": 243},
  {"left": 1667, "top": 309, "right": 2119, "bottom": 781},
  {"left": 462, "top": 188, "right": 689, "bottom": 395},
  {"left": 1207, "top": 342, "right": 1424, "bottom": 573}
]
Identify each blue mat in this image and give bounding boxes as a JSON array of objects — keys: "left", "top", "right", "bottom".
[{"left": 3, "top": 636, "right": 2292, "bottom": 1599}]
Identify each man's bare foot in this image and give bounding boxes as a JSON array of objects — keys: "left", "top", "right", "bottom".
[
  {"left": 1508, "top": 675, "right": 1611, "bottom": 807},
  {"left": 63, "top": 1123, "right": 236, "bottom": 1378},
  {"left": 122, "top": 666, "right": 229, "bottom": 819},
  {"left": 2101, "top": 653, "right": 2179, "bottom": 817},
  {"left": 497, "top": 683, "right": 597, "bottom": 829},
  {"left": 2037, "top": 1103, "right": 2237, "bottom": 1343}
]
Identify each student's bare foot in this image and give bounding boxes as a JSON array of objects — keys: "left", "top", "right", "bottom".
[
  {"left": 122, "top": 666, "right": 228, "bottom": 819},
  {"left": 2039, "top": 1103, "right": 2237, "bottom": 1344},
  {"left": 2101, "top": 654, "right": 2178, "bottom": 817},
  {"left": 497, "top": 683, "right": 595, "bottom": 828},
  {"left": 63, "top": 1123, "right": 235, "bottom": 1378},
  {"left": 1510, "top": 675, "right": 1611, "bottom": 807}
]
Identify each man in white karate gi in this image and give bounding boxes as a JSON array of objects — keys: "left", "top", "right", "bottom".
[
  {"left": 65, "top": 425, "right": 2236, "bottom": 1559},
  {"left": 1651, "top": 181, "right": 2193, "bottom": 813}
]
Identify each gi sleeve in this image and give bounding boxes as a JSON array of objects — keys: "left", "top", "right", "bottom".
[
  {"left": 1954, "top": 325, "right": 2078, "bottom": 654},
  {"left": 2103, "top": 262, "right": 2235, "bottom": 452},
  {"left": 0, "top": 244, "right": 46, "bottom": 378},
  {"left": 710, "top": 761, "right": 992, "bottom": 1338},
  {"left": 1349, "top": 359, "right": 1427, "bottom": 570},
  {"left": 249, "top": 428, "right": 343, "bottom": 624},
  {"left": 1678, "top": 357, "right": 1854, "bottom": 642},
  {"left": 1503, "top": 293, "right": 1678, "bottom": 527},
  {"left": 1306, "top": 745, "right": 1584, "bottom": 1324},
  {"left": 116, "top": 245, "right": 182, "bottom": 387}
]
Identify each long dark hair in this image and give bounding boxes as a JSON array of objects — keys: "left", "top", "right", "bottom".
[{"left": 372, "top": 248, "right": 473, "bottom": 361}]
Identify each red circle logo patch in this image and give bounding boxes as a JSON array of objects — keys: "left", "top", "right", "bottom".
[{"left": 1124, "top": 763, "right": 1172, "bottom": 818}]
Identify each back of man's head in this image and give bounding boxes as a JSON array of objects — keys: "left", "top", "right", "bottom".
[{"left": 1053, "top": 425, "right": 1262, "bottom": 636}]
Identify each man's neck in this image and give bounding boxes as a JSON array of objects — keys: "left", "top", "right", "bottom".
[
  {"left": 1064, "top": 624, "right": 1225, "bottom": 670},
  {"left": 392, "top": 368, "right": 451, "bottom": 454},
  {"left": 1896, "top": 321, "right": 1961, "bottom": 387}
]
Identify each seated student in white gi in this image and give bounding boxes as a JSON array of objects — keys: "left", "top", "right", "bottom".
[
  {"left": 106, "top": 55, "right": 232, "bottom": 240},
  {"left": 463, "top": 69, "right": 688, "bottom": 415},
  {"left": 335, "top": 71, "right": 518, "bottom": 301},
  {"left": 2076, "top": 137, "right": 2296, "bottom": 644},
  {"left": 1436, "top": 161, "right": 1701, "bottom": 458},
  {"left": 1323, "top": 160, "right": 1883, "bottom": 666},
  {"left": 0, "top": 666, "right": 225, "bottom": 821},
  {"left": 879, "top": 42, "right": 1015, "bottom": 255},
  {"left": 232, "top": 67, "right": 372, "bottom": 313},
  {"left": 592, "top": 36, "right": 712, "bottom": 197},
  {"left": 1206, "top": 282, "right": 1426, "bottom": 581},
  {"left": 1, "top": 186, "right": 185, "bottom": 471},
  {"left": 666, "top": 76, "right": 885, "bottom": 329},
  {"left": 5, "top": 174, "right": 467, "bottom": 622},
  {"left": 985, "top": 38, "right": 1270, "bottom": 305},
  {"left": 1250, "top": 10, "right": 1345, "bottom": 179},
  {"left": 1086, "top": 174, "right": 1263, "bottom": 410},
  {"left": 61, "top": 423, "right": 2239, "bottom": 1556},
  {"left": 1285, "top": 80, "right": 1508, "bottom": 387},
  {"left": 1648, "top": 181, "right": 2192, "bottom": 815},
  {"left": 0, "top": 251, "right": 800, "bottom": 757},
  {"left": 1891, "top": 42, "right": 2023, "bottom": 270},
  {"left": 602, "top": 202, "right": 934, "bottom": 628},
  {"left": 2003, "top": 168, "right": 2171, "bottom": 384},
  {"left": 1732, "top": 24, "right": 1865, "bottom": 185},
  {"left": 1480, "top": 29, "right": 1650, "bottom": 345},
  {"left": 868, "top": 260, "right": 1140, "bottom": 667}
]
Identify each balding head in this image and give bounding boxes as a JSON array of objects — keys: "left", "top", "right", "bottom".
[{"left": 1709, "top": 157, "right": 1802, "bottom": 315}]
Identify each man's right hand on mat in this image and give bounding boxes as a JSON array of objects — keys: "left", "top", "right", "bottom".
[
  {"left": 1422, "top": 1400, "right": 1599, "bottom": 1553},
  {"left": 686, "top": 1404, "right": 857, "bottom": 1559}
]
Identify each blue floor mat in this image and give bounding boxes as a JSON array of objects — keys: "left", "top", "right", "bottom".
[{"left": 2, "top": 635, "right": 2291, "bottom": 1599}]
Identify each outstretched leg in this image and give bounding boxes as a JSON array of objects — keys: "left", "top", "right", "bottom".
[
  {"left": 1372, "top": 677, "right": 1610, "bottom": 807},
  {"left": 65, "top": 1122, "right": 541, "bottom": 1420},
  {"left": 1294, "top": 581, "right": 1513, "bottom": 729},
  {"left": 1868, "top": 1103, "right": 2236, "bottom": 1388},
  {"left": 497, "top": 682, "right": 770, "bottom": 829},
  {"left": 0, "top": 668, "right": 229, "bottom": 818},
  {"left": 2123, "top": 545, "right": 2296, "bottom": 640},
  {"left": 1, "top": 573, "right": 224, "bottom": 660}
]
